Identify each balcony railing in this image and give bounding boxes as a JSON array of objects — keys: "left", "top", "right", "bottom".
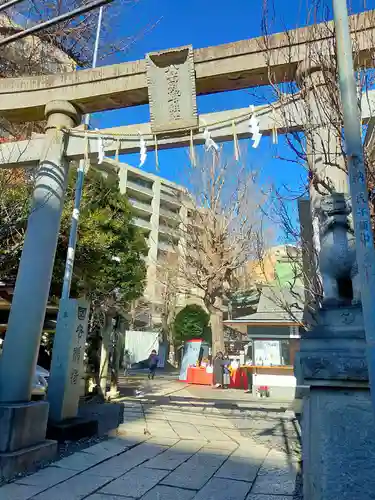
[
  {"left": 127, "top": 180, "right": 153, "bottom": 197},
  {"left": 160, "top": 206, "right": 179, "bottom": 218},
  {"left": 158, "top": 224, "right": 180, "bottom": 239},
  {"left": 129, "top": 198, "right": 153, "bottom": 214},
  {"left": 132, "top": 217, "right": 151, "bottom": 231},
  {"left": 160, "top": 190, "right": 181, "bottom": 207},
  {"left": 160, "top": 184, "right": 181, "bottom": 196}
]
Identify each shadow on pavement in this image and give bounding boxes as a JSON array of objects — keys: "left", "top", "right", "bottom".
[{"left": 71, "top": 375, "right": 303, "bottom": 499}]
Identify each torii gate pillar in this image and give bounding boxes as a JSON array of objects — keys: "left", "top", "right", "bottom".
[{"left": 0, "top": 101, "right": 81, "bottom": 403}]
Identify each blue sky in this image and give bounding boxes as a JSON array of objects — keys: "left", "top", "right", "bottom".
[{"left": 92, "top": 0, "right": 367, "bottom": 242}]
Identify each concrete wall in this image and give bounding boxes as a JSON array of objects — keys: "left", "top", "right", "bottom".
[{"left": 252, "top": 373, "right": 296, "bottom": 401}]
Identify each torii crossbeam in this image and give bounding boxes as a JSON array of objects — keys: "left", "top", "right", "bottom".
[{"left": 0, "top": 10, "right": 373, "bottom": 122}]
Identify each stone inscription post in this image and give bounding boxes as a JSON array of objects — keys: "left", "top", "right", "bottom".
[{"left": 48, "top": 298, "right": 90, "bottom": 422}]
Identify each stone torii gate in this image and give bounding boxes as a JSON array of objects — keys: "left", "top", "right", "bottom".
[{"left": 0, "top": 9, "right": 374, "bottom": 489}]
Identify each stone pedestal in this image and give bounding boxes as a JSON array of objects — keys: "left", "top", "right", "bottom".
[
  {"left": 297, "top": 306, "right": 375, "bottom": 499},
  {"left": 0, "top": 401, "right": 56, "bottom": 481},
  {"left": 303, "top": 388, "right": 375, "bottom": 500},
  {"left": 47, "top": 417, "right": 98, "bottom": 443}
]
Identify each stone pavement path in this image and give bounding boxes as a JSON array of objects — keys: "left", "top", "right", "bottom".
[{"left": 0, "top": 383, "right": 301, "bottom": 500}]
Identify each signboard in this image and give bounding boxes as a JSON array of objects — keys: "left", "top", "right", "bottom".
[
  {"left": 146, "top": 45, "right": 198, "bottom": 134},
  {"left": 254, "top": 340, "right": 281, "bottom": 366},
  {"left": 179, "top": 339, "right": 202, "bottom": 381},
  {"left": 247, "top": 325, "right": 290, "bottom": 339},
  {"left": 48, "top": 298, "right": 90, "bottom": 422}
]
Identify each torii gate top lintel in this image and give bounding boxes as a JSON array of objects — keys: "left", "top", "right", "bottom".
[{"left": 0, "top": 10, "right": 374, "bottom": 123}]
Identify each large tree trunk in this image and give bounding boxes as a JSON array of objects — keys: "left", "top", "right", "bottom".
[
  {"left": 110, "top": 341, "right": 119, "bottom": 395},
  {"left": 168, "top": 342, "right": 177, "bottom": 367},
  {"left": 210, "top": 308, "right": 224, "bottom": 356},
  {"left": 110, "top": 319, "right": 125, "bottom": 396},
  {"left": 99, "top": 314, "right": 113, "bottom": 397}
]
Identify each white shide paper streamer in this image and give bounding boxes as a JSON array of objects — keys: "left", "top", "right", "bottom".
[
  {"left": 203, "top": 127, "right": 219, "bottom": 152},
  {"left": 249, "top": 105, "right": 262, "bottom": 148},
  {"left": 96, "top": 128, "right": 105, "bottom": 164},
  {"left": 139, "top": 133, "right": 147, "bottom": 167}
]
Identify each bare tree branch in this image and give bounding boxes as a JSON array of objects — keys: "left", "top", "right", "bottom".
[{"left": 160, "top": 150, "right": 266, "bottom": 355}]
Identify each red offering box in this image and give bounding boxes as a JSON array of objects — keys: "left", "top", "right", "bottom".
[{"left": 186, "top": 366, "right": 213, "bottom": 385}]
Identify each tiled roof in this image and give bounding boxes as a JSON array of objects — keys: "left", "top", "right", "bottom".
[{"left": 225, "top": 286, "right": 304, "bottom": 324}]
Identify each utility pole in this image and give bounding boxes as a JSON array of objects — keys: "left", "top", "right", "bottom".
[
  {"left": 61, "top": 5, "right": 104, "bottom": 298},
  {"left": 333, "top": 0, "right": 375, "bottom": 412}
]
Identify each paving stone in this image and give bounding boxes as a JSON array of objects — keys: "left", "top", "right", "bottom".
[
  {"left": 54, "top": 451, "right": 108, "bottom": 471},
  {"left": 251, "top": 450, "right": 299, "bottom": 496},
  {"left": 144, "top": 440, "right": 202, "bottom": 470},
  {"left": 215, "top": 445, "right": 268, "bottom": 482},
  {"left": 0, "top": 483, "right": 42, "bottom": 500},
  {"left": 123, "top": 404, "right": 143, "bottom": 410},
  {"left": 15, "top": 466, "right": 78, "bottom": 488},
  {"left": 122, "top": 413, "right": 145, "bottom": 421},
  {"left": 223, "top": 429, "right": 251, "bottom": 442},
  {"left": 145, "top": 413, "right": 168, "bottom": 420},
  {"left": 208, "top": 419, "right": 235, "bottom": 429},
  {"left": 118, "top": 422, "right": 147, "bottom": 435},
  {"left": 79, "top": 439, "right": 130, "bottom": 460},
  {"left": 108, "top": 435, "right": 150, "bottom": 448},
  {"left": 141, "top": 485, "right": 196, "bottom": 500},
  {"left": 165, "top": 412, "right": 192, "bottom": 423},
  {"left": 169, "top": 423, "right": 202, "bottom": 439},
  {"left": 246, "top": 495, "right": 293, "bottom": 500},
  {"left": 197, "top": 425, "right": 232, "bottom": 441},
  {"left": 146, "top": 421, "right": 173, "bottom": 429},
  {"left": 204, "top": 440, "right": 238, "bottom": 451},
  {"left": 184, "top": 416, "right": 211, "bottom": 426},
  {"left": 99, "top": 465, "right": 169, "bottom": 498},
  {"left": 161, "top": 447, "right": 230, "bottom": 490},
  {"left": 88, "top": 442, "right": 169, "bottom": 478},
  {"left": 87, "top": 495, "right": 133, "bottom": 500},
  {"left": 122, "top": 410, "right": 144, "bottom": 417},
  {"left": 194, "top": 477, "right": 251, "bottom": 500},
  {"left": 121, "top": 415, "right": 145, "bottom": 423},
  {"left": 146, "top": 423, "right": 177, "bottom": 438},
  {"left": 32, "top": 471, "right": 112, "bottom": 500},
  {"left": 147, "top": 437, "right": 179, "bottom": 447}
]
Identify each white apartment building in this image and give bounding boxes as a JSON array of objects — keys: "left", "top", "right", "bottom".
[{"left": 100, "top": 159, "right": 188, "bottom": 326}]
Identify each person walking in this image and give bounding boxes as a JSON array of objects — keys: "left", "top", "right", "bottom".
[{"left": 148, "top": 349, "right": 159, "bottom": 380}]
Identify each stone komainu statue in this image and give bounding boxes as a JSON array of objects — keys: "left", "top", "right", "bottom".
[{"left": 318, "top": 193, "right": 361, "bottom": 306}]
